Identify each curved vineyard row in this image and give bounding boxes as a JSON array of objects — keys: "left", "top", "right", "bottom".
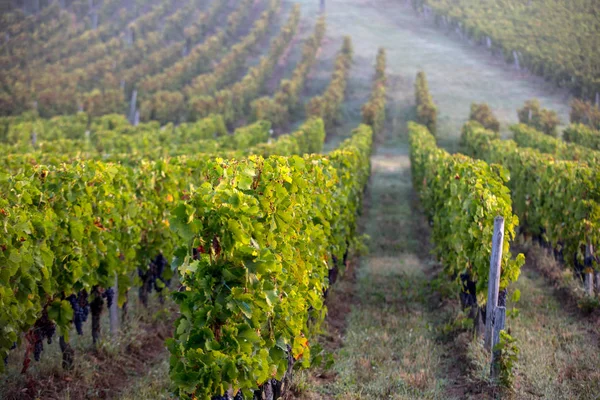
[
  {"left": 136, "top": 0, "right": 257, "bottom": 95},
  {"left": 188, "top": 3, "right": 302, "bottom": 125},
  {"left": 361, "top": 47, "right": 386, "bottom": 135},
  {"left": 251, "top": 16, "right": 326, "bottom": 128},
  {"left": 140, "top": 0, "right": 286, "bottom": 123},
  {"left": 415, "top": 71, "right": 437, "bottom": 136},
  {"left": 306, "top": 36, "right": 353, "bottom": 131},
  {"left": 0, "top": 0, "right": 235, "bottom": 117}
]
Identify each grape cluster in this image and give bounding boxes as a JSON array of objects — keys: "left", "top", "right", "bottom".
[
  {"left": 45, "top": 323, "right": 56, "bottom": 344},
  {"left": 67, "top": 293, "right": 89, "bottom": 335},
  {"left": 211, "top": 392, "right": 244, "bottom": 400},
  {"left": 90, "top": 289, "right": 104, "bottom": 344},
  {"left": 102, "top": 287, "right": 115, "bottom": 308},
  {"left": 33, "top": 340, "right": 43, "bottom": 362},
  {"left": 78, "top": 291, "right": 90, "bottom": 322},
  {"left": 138, "top": 254, "right": 171, "bottom": 302},
  {"left": 152, "top": 254, "right": 170, "bottom": 293},
  {"left": 39, "top": 314, "right": 56, "bottom": 345},
  {"left": 31, "top": 311, "right": 56, "bottom": 362}
]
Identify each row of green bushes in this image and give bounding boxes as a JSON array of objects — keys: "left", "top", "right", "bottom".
[{"left": 415, "top": 71, "right": 437, "bottom": 135}]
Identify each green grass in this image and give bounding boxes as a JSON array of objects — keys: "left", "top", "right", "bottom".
[
  {"left": 295, "top": 92, "right": 469, "bottom": 398},
  {"left": 118, "top": 359, "right": 172, "bottom": 400}
]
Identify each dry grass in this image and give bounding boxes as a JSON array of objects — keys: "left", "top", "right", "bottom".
[
  {"left": 517, "top": 240, "right": 600, "bottom": 315},
  {"left": 503, "top": 243, "right": 600, "bottom": 399}
]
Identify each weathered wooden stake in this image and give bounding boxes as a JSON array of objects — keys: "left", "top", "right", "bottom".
[
  {"left": 129, "top": 89, "right": 137, "bottom": 123},
  {"left": 91, "top": 12, "right": 98, "bottom": 30},
  {"left": 109, "top": 274, "right": 119, "bottom": 335},
  {"left": 490, "top": 306, "right": 506, "bottom": 378},
  {"left": 484, "top": 216, "right": 504, "bottom": 351},
  {"left": 585, "top": 243, "right": 594, "bottom": 296},
  {"left": 585, "top": 272, "right": 594, "bottom": 295}
]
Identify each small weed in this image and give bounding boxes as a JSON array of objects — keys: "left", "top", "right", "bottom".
[
  {"left": 441, "top": 309, "right": 473, "bottom": 337},
  {"left": 577, "top": 295, "right": 600, "bottom": 314},
  {"left": 461, "top": 333, "right": 491, "bottom": 385},
  {"left": 430, "top": 273, "right": 460, "bottom": 300},
  {"left": 493, "top": 330, "right": 519, "bottom": 389}
]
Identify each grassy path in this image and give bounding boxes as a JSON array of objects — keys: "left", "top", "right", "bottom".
[
  {"left": 301, "top": 111, "right": 469, "bottom": 399},
  {"left": 506, "top": 254, "right": 600, "bottom": 399}
]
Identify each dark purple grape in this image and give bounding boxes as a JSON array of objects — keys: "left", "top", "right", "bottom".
[
  {"left": 78, "top": 291, "right": 90, "bottom": 322},
  {"left": 33, "top": 340, "right": 43, "bottom": 362},
  {"left": 33, "top": 311, "right": 56, "bottom": 356},
  {"left": 153, "top": 254, "right": 170, "bottom": 292},
  {"left": 90, "top": 290, "right": 104, "bottom": 344},
  {"left": 68, "top": 294, "right": 85, "bottom": 335},
  {"left": 44, "top": 320, "right": 56, "bottom": 344},
  {"left": 42, "top": 317, "right": 55, "bottom": 340},
  {"left": 103, "top": 287, "right": 115, "bottom": 308}
]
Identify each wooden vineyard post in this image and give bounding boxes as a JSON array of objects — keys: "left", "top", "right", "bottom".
[
  {"left": 109, "top": 273, "right": 119, "bottom": 335},
  {"left": 585, "top": 272, "right": 594, "bottom": 296},
  {"left": 484, "top": 216, "right": 504, "bottom": 351},
  {"left": 91, "top": 12, "right": 98, "bottom": 30},
  {"left": 585, "top": 243, "right": 595, "bottom": 296},
  {"left": 490, "top": 305, "right": 506, "bottom": 378},
  {"left": 129, "top": 89, "right": 137, "bottom": 123}
]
